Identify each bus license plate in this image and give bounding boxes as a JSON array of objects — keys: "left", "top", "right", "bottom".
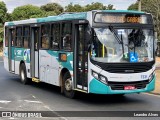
[{"left": 124, "top": 86, "right": 135, "bottom": 90}]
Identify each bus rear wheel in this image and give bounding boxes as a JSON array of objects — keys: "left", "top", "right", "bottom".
[
  {"left": 20, "top": 63, "right": 30, "bottom": 85},
  {"left": 63, "top": 72, "right": 75, "bottom": 98}
]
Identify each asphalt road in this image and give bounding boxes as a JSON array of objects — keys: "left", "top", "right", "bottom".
[{"left": 0, "top": 57, "right": 160, "bottom": 120}]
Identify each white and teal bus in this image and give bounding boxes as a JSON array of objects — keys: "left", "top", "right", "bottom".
[{"left": 4, "top": 10, "right": 156, "bottom": 98}]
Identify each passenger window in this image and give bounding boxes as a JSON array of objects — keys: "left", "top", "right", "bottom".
[
  {"left": 51, "top": 24, "right": 60, "bottom": 50},
  {"left": 62, "top": 23, "right": 72, "bottom": 50},
  {"left": 23, "top": 26, "right": 30, "bottom": 48},
  {"left": 16, "top": 27, "right": 22, "bottom": 47},
  {"left": 41, "top": 24, "right": 50, "bottom": 49}
]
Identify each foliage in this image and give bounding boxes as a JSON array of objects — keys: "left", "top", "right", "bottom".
[
  {"left": 84, "top": 2, "right": 110, "bottom": 11},
  {"left": 43, "top": 11, "right": 57, "bottom": 17},
  {"left": 0, "top": 1, "right": 7, "bottom": 43},
  {"left": 40, "top": 3, "right": 64, "bottom": 15},
  {"left": 11, "top": 5, "right": 44, "bottom": 20},
  {"left": 65, "top": 3, "right": 84, "bottom": 12},
  {"left": 128, "top": 0, "right": 160, "bottom": 40},
  {"left": 128, "top": 2, "right": 138, "bottom": 10},
  {"left": 0, "top": 26, "right": 3, "bottom": 42},
  {"left": 65, "top": 2, "right": 115, "bottom": 12},
  {"left": 0, "top": 1, "right": 7, "bottom": 24},
  {"left": 0, "top": 2, "right": 115, "bottom": 44},
  {"left": 106, "top": 4, "right": 115, "bottom": 10}
]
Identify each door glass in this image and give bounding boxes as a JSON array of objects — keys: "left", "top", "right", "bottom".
[
  {"left": 34, "top": 28, "right": 39, "bottom": 51},
  {"left": 11, "top": 29, "right": 16, "bottom": 46},
  {"left": 76, "top": 25, "right": 88, "bottom": 89}
]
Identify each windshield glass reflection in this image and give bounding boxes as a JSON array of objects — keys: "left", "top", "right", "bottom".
[{"left": 91, "top": 28, "right": 154, "bottom": 63}]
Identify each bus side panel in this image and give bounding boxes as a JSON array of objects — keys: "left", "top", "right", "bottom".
[
  {"left": 14, "top": 48, "right": 31, "bottom": 78},
  {"left": 3, "top": 47, "right": 9, "bottom": 72},
  {"left": 39, "top": 50, "right": 59, "bottom": 86}
]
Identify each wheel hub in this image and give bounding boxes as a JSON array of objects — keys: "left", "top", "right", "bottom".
[{"left": 65, "top": 78, "right": 72, "bottom": 91}]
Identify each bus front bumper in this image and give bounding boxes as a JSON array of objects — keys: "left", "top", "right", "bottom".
[{"left": 89, "top": 77, "right": 155, "bottom": 94}]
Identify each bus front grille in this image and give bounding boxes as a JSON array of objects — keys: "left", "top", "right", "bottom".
[
  {"left": 108, "top": 80, "right": 149, "bottom": 90},
  {"left": 104, "top": 65, "right": 151, "bottom": 73}
]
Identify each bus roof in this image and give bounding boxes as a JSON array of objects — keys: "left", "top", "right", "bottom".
[{"left": 5, "top": 10, "right": 148, "bottom": 26}]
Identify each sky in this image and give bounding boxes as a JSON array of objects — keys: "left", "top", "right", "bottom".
[{"left": 1, "top": 0, "right": 137, "bottom": 13}]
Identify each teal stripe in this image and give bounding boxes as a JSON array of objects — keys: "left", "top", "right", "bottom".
[
  {"left": 37, "top": 13, "right": 87, "bottom": 23},
  {"left": 7, "top": 22, "right": 15, "bottom": 26},
  {"left": 47, "top": 50, "right": 73, "bottom": 71},
  {"left": 89, "top": 77, "right": 155, "bottom": 94},
  {"left": 14, "top": 48, "right": 30, "bottom": 63}
]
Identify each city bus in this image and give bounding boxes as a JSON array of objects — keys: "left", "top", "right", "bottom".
[{"left": 3, "top": 10, "right": 156, "bottom": 98}]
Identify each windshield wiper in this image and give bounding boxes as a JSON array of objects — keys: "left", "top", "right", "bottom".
[
  {"left": 108, "top": 25, "right": 122, "bottom": 44},
  {"left": 108, "top": 25, "right": 125, "bottom": 57}
]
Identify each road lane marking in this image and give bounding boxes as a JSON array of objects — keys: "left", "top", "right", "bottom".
[
  {"left": 0, "top": 100, "right": 11, "bottom": 104},
  {"left": 24, "top": 100, "right": 42, "bottom": 103}
]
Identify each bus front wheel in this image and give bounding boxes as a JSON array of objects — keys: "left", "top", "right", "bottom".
[
  {"left": 20, "top": 63, "right": 30, "bottom": 85},
  {"left": 63, "top": 72, "right": 75, "bottom": 98}
]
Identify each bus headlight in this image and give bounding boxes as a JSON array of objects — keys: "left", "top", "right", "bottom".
[
  {"left": 92, "top": 71, "right": 99, "bottom": 80},
  {"left": 148, "top": 72, "right": 155, "bottom": 82},
  {"left": 92, "top": 70, "right": 108, "bottom": 84},
  {"left": 99, "top": 75, "right": 108, "bottom": 84}
]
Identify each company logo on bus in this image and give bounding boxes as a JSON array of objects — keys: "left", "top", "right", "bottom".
[{"left": 23, "top": 49, "right": 30, "bottom": 61}]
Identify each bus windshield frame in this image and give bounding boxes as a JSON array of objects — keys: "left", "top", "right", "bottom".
[{"left": 91, "top": 26, "right": 155, "bottom": 63}]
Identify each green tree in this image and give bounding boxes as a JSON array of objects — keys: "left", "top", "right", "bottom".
[
  {"left": 0, "top": 25, "right": 3, "bottom": 43},
  {"left": 4, "top": 13, "right": 12, "bottom": 22},
  {"left": 106, "top": 4, "right": 115, "bottom": 10},
  {"left": 40, "top": 3, "right": 64, "bottom": 15},
  {"left": 0, "top": 1, "right": 7, "bottom": 43},
  {"left": 128, "top": 2, "right": 138, "bottom": 10},
  {"left": 128, "top": 0, "right": 160, "bottom": 40},
  {"left": 11, "top": 5, "right": 44, "bottom": 20},
  {"left": 84, "top": 2, "right": 115, "bottom": 11},
  {"left": 65, "top": 3, "right": 84, "bottom": 12},
  {"left": 0, "top": 1, "right": 7, "bottom": 24},
  {"left": 43, "top": 11, "right": 57, "bottom": 17}
]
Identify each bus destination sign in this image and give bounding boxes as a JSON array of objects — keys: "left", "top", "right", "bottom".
[{"left": 94, "top": 13, "right": 152, "bottom": 24}]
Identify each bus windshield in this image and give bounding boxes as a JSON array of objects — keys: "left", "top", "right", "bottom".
[{"left": 91, "top": 28, "right": 154, "bottom": 63}]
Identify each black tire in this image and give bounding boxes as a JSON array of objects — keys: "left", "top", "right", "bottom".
[
  {"left": 20, "top": 63, "right": 30, "bottom": 85},
  {"left": 63, "top": 72, "right": 75, "bottom": 98}
]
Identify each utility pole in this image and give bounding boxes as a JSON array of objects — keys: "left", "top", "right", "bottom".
[{"left": 138, "top": 0, "right": 141, "bottom": 11}]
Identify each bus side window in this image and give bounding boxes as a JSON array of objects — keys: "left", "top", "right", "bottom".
[
  {"left": 51, "top": 23, "right": 60, "bottom": 50},
  {"left": 23, "top": 26, "right": 30, "bottom": 48},
  {"left": 15, "top": 27, "right": 22, "bottom": 47},
  {"left": 62, "top": 23, "right": 72, "bottom": 50},
  {"left": 41, "top": 24, "right": 50, "bottom": 49}
]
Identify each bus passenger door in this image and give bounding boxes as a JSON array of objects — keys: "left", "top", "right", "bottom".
[
  {"left": 31, "top": 27, "right": 40, "bottom": 78},
  {"left": 8, "top": 28, "right": 15, "bottom": 72},
  {"left": 74, "top": 23, "right": 88, "bottom": 91}
]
